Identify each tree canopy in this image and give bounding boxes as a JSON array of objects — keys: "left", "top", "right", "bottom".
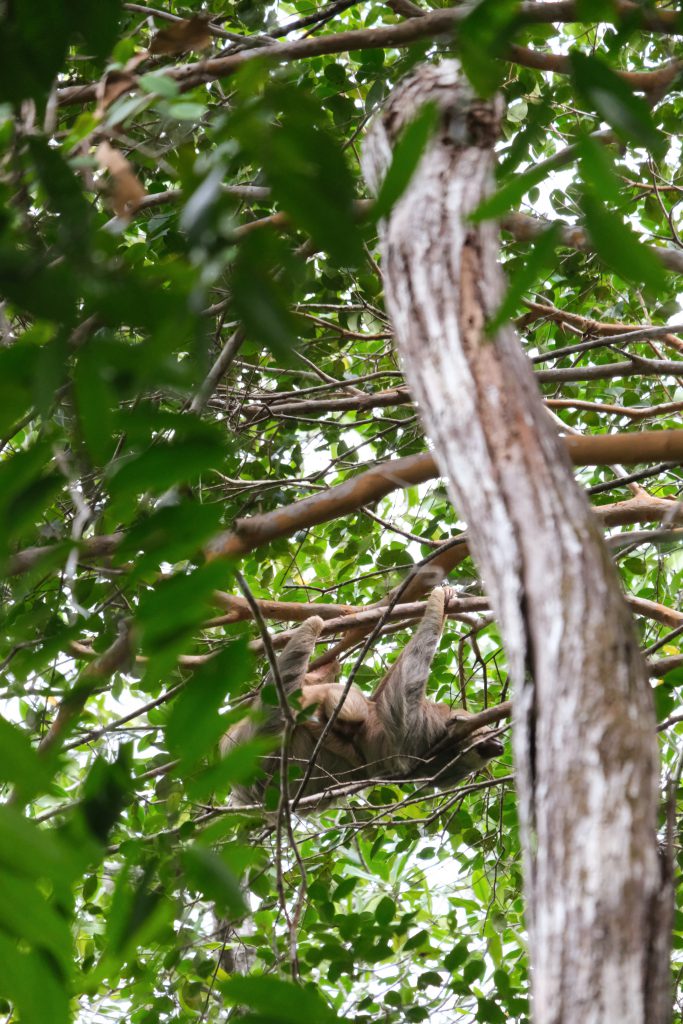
[{"left": 0, "top": 2, "right": 682, "bottom": 1023}]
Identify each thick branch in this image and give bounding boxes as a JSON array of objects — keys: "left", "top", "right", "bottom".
[
  {"left": 209, "top": 437, "right": 683, "bottom": 560},
  {"left": 56, "top": 2, "right": 683, "bottom": 107},
  {"left": 503, "top": 210, "right": 683, "bottom": 275}
]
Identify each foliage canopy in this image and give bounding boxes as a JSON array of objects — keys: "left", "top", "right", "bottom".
[{"left": 0, "top": 1, "right": 682, "bottom": 1022}]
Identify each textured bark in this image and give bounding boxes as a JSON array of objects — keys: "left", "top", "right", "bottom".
[{"left": 362, "top": 62, "right": 672, "bottom": 1024}]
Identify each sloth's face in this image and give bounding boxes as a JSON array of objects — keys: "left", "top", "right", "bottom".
[{"left": 422, "top": 703, "right": 504, "bottom": 785}]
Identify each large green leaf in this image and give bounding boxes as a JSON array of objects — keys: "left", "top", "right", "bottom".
[
  {"left": 166, "top": 641, "right": 251, "bottom": 767},
  {"left": 580, "top": 192, "right": 667, "bottom": 290},
  {"left": 570, "top": 52, "right": 665, "bottom": 157},
  {"left": 220, "top": 976, "right": 341, "bottom": 1023},
  {"left": 458, "top": 0, "right": 521, "bottom": 96},
  {"left": 372, "top": 102, "right": 438, "bottom": 222},
  {"left": 0, "top": 934, "right": 70, "bottom": 1024},
  {"left": 0, "top": 717, "right": 54, "bottom": 800}
]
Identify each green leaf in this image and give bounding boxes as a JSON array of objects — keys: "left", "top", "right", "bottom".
[
  {"left": 0, "top": 443, "right": 62, "bottom": 558},
  {"left": 0, "top": 868, "right": 73, "bottom": 975},
  {"left": 74, "top": 342, "right": 118, "bottom": 464},
  {"left": 138, "top": 73, "right": 180, "bottom": 98},
  {"left": 232, "top": 80, "right": 363, "bottom": 265},
  {"left": 0, "top": 717, "right": 54, "bottom": 800},
  {"left": 181, "top": 845, "right": 246, "bottom": 916},
  {"left": 27, "top": 138, "right": 93, "bottom": 255},
  {"left": 570, "top": 52, "right": 665, "bottom": 157},
  {"left": 459, "top": 0, "right": 521, "bottom": 96},
  {"left": 374, "top": 895, "right": 396, "bottom": 926},
  {"left": 0, "top": 245, "right": 78, "bottom": 322},
  {"left": 463, "top": 957, "right": 486, "bottom": 985},
  {"left": 136, "top": 561, "right": 229, "bottom": 655},
  {"left": 443, "top": 940, "right": 469, "bottom": 970},
  {"left": 577, "top": 134, "right": 621, "bottom": 205},
  {"left": 186, "top": 735, "right": 276, "bottom": 801},
  {"left": 0, "top": 345, "right": 33, "bottom": 435},
  {"left": 0, "top": 808, "right": 77, "bottom": 890},
  {"left": 69, "top": 0, "right": 122, "bottom": 59},
  {"left": 0, "top": 935, "right": 70, "bottom": 1024},
  {"left": 477, "top": 996, "right": 508, "bottom": 1024},
  {"left": 489, "top": 223, "right": 561, "bottom": 331},
  {"left": 0, "top": 0, "right": 69, "bottom": 103},
  {"left": 114, "top": 501, "right": 224, "bottom": 578},
  {"left": 232, "top": 232, "right": 302, "bottom": 364},
  {"left": 471, "top": 161, "right": 550, "bottom": 221},
  {"left": 372, "top": 102, "right": 438, "bottom": 222},
  {"left": 167, "top": 641, "right": 251, "bottom": 767},
  {"left": 580, "top": 192, "right": 667, "bottom": 290},
  {"left": 108, "top": 436, "right": 225, "bottom": 505},
  {"left": 220, "top": 976, "right": 341, "bottom": 1023},
  {"left": 653, "top": 684, "right": 676, "bottom": 723},
  {"left": 99, "top": 862, "right": 171, "bottom": 969},
  {"left": 78, "top": 748, "right": 132, "bottom": 845}
]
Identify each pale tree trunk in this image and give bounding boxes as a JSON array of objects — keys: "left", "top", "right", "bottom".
[{"left": 362, "top": 62, "right": 672, "bottom": 1024}]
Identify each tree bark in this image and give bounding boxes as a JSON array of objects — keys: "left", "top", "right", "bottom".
[{"left": 361, "top": 62, "right": 672, "bottom": 1024}]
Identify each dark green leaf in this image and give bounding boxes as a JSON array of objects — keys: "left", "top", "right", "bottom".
[
  {"left": 27, "top": 138, "right": 93, "bottom": 255},
  {"left": 186, "top": 735, "right": 276, "bottom": 801},
  {"left": 463, "top": 957, "right": 486, "bottom": 985},
  {"left": 577, "top": 134, "right": 621, "bottom": 205},
  {"left": 220, "top": 976, "right": 341, "bottom": 1023},
  {"left": 0, "top": 717, "right": 54, "bottom": 799},
  {"left": 459, "top": 0, "right": 521, "bottom": 96},
  {"left": 181, "top": 845, "right": 246, "bottom": 916},
  {"left": 477, "top": 996, "right": 508, "bottom": 1023},
  {"left": 489, "top": 223, "right": 561, "bottom": 331},
  {"left": 115, "top": 501, "right": 224, "bottom": 577},
  {"left": 136, "top": 561, "right": 230, "bottom": 661},
  {"left": 374, "top": 895, "right": 396, "bottom": 926},
  {"left": 108, "top": 436, "right": 225, "bottom": 505},
  {"left": 0, "top": 869, "right": 73, "bottom": 975},
  {"left": 471, "top": 161, "right": 550, "bottom": 221},
  {"left": 167, "top": 641, "right": 251, "bottom": 766},
  {"left": 570, "top": 52, "right": 665, "bottom": 157},
  {"left": 0, "top": 808, "right": 77, "bottom": 890},
  {"left": 0, "top": 0, "right": 69, "bottom": 103},
  {"left": 74, "top": 342, "right": 118, "bottom": 464},
  {"left": 100, "top": 862, "right": 171, "bottom": 966},
  {"left": 70, "top": 0, "right": 122, "bottom": 59},
  {"left": 653, "top": 684, "right": 676, "bottom": 723},
  {"left": 580, "top": 192, "right": 667, "bottom": 290},
  {"left": 372, "top": 101, "right": 438, "bottom": 222},
  {"left": 0, "top": 935, "right": 69, "bottom": 1024},
  {"left": 78, "top": 748, "right": 132, "bottom": 845}
]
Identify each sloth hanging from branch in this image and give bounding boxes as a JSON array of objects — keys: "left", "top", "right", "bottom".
[{"left": 224, "top": 587, "right": 508, "bottom": 809}]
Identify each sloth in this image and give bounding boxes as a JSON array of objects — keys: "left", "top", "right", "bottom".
[{"left": 224, "top": 587, "right": 504, "bottom": 807}]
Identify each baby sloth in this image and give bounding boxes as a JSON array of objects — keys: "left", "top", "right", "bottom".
[{"left": 225, "top": 587, "right": 503, "bottom": 807}]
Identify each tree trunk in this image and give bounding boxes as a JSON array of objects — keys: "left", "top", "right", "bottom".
[{"left": 362, "top": 62, "right": 672, "bottom": 1024}]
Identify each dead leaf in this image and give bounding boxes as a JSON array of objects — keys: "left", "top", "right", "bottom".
[
  {"left": 150, "top": 15, "right": 212, "bottom": 56},
  {"left": 96, "top": 141, "right": 146, "bottom": 219},
  {"left": 96, "top": 54, "right": 148, "bottom": 114}
]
